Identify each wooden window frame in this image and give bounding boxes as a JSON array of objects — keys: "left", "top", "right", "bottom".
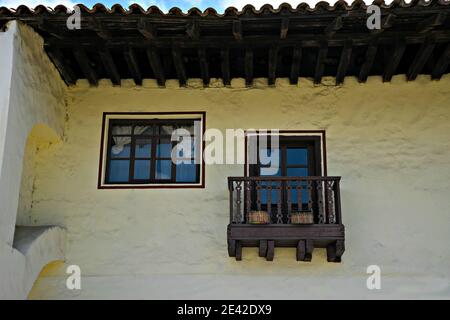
[
  {"left": 98, "top": 112, "right": 206, "bottom": 189},
  {"left": 244, "top": 130, "right": 327, "bottom": 177}
]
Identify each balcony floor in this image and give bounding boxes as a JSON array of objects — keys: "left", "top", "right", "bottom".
[{"left": 227, "top": 224, "right": 345, "bottom": 262}]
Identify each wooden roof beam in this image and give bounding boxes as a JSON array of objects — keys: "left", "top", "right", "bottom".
[
  {"left": 280, "top": 18, "right": 289, "bottom": 39},
  {"left": 138, "top": 19, "right": 156, "bottom": 40},
  {"left": 45, "top": 46, "right": 76, "bottom": 85},
  {"left": 123, "top": 47, "right": 142, "bottom": 85},
  {"left": 146, "top": 48, "right": 165, "bottom": 86},
  {"left": 198, "top": 48, "right": 209, "bottom": 86},
  {"left": 383, "top": 40, "right": 406, "bottom": 82},
  {"left": 90, "top": 18, "right": 111, "bottom": 40},
  {"left": 221, "top": 48, "right": 230, "bottom": 86},
  {"left": 186, "top": 20, "right": 199, "bottom": 40},
  {"left": 289, "top": 45, "right": 302, "bottom": 85},
  {"left": 314, "top": 41, "right": 328, "bottom": 84},
  {"left": 324, "top": 16, "right": 343, "bottom": 38},
  {"left": 417, "top": 13, "right": 447, "bottom": 34},
  {"left": 336, "top": 40, "right": 352, "bottom": 85},
  {"left": 99, "top": 47, "right": 121, "bottom": 85},
  {"left": 371, "top": 14, "right": 396, "bottom": 35},
  {"left": 73, "top": 48, "right": 98, "bottom": 86},
  {"left": 38, "top": 19, "right": 64, "bottom": 39},
  {"left": 245, "top": 48, "right": 253, "bottom": 87},
  {"left": 172, "top": 47, "right": 187, "bottom": 86},
  {"left": 233, "top": 20, "right": 242, "bottom": 41},
  {"left": 407, "top": 38, "right": 436, "bottom": 81},
  {"left": 431, "top": 43, "right": 450, "bottom": 80},
  {"left": 268, "top": 47, "right": 278, "bottom": 86},
  {"left": 359, "top": 40, "right": 378, "bottom": 83}
]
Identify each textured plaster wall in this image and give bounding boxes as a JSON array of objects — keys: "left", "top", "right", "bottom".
[
  {"left": 28, "top": 76, "right": 450, "bottom": 299},
  {"left": 0, "top": 22, "right": 67, "bottom": 299}
]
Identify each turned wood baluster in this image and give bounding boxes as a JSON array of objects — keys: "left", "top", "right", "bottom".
[
  {"left": 286, "top": 181, "right": 292, "bottom": 223},
  {"left": 267, "top": 181, "right": 272, "bottom": 222},
  {"left": 276, "top": 181, "right": 283, "bottom": 224},
  {"left": 317, "top": 180, "right": 325, "bottom": 224},
  {"left": 235, "top": 180, "right": 242, "bottom": 223},
  {"left": 307, "top": 180, "right": 313, "bottom": 214},
  {"left": 229, "top": 180, "right": 234, "bottom": 223},
  {"left": 256, "top": 181, "right": 262, "bottom": 211},
  {"left": 245, "top": 180, "right": 252, "bottom": 223},
  {"left": 326, "top": 180, "right": 336, "bottom": 224},
  {"left": 296, "top": 179, "right": 302, "bottom": 212}
]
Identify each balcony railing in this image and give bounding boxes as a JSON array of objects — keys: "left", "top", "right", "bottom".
[
  {"left": 227, "top": 176, "right": 345, "bottom": 262},
  {"left": 228, "top": 176, "right": 342, "bottom": 225}
]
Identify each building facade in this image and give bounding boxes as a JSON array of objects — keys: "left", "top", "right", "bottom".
[{"left": 0, "top": 2, "right": 450, "bottom": 299}]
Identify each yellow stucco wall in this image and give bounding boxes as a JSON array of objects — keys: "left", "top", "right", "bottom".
[{"left": 28, "top": 75, "right": 450, "bottom": 299}]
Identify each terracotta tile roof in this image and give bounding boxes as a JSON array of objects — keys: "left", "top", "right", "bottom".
[{"left": 1, "top": 1, "right": 449, "bottom": 17}]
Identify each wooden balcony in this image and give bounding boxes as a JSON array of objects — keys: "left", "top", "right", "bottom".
[{"left": 227, "top": 176, "right": 345, "bottom": 262}]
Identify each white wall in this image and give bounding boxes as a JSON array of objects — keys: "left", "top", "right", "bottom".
[
  {"left": 0, "top": 21, "right": 67, "bottom": 299},
  {"left": 28, "top": 76, "right": 450, "bottom": 299}
]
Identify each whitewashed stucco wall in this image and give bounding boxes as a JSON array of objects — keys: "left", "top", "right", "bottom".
[
  {"left": 28, "top": 76, "right": 450, "bottom": 299},
  {"left": 0, "top": 22, "right": 67, "bottom": 299}
]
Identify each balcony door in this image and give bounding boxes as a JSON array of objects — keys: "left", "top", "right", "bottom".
[{"left": 248, "top": 136, "right": 322, "bottom": 222}]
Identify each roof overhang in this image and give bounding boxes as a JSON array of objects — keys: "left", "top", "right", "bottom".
[{"left": 1, "top": 1, "right": 449, "bottom": 87}]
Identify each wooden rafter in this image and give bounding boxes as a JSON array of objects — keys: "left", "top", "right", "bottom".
[
  {"left": 407, "top": 38, "right": 436, "bottom": 80},
  {"left": 383, "top": 40, "right": 406, "bottom": 82},
  {"left": 172, "top": 47, "right": 187, "bottom": 86},
  {"left": 138, "top": 18, "right": 156, "bottom": 40},
  {"left": 417, "top": 12, "right": 447, "bottom": 34},
  {"left": 146, "top": 48, "right": 165, "bottom": 86},
  {"left": 280, "top": 18, "right": 289, "bottom": 39},
  {"left": 268, "top": 47, "right": 278, "bottom": 85},
  {"left": 336, "top": 40, "right": 352, "bottom": 85},
  {"left": 45, "top": 46, "right": 76, "bottom": 84},
  {"left": 359, "top": 40, "right": 378, "bottom": 83},
  {"left": 90, "top": 18, "right": 110, "bottom": 40},
  {"left": 314, "top": 42, "right": 328, "bottom": 84},
  {"left": 123, "top": 47, "right": 142, "bottom": 85},
  {"left": 73, "top": 48, "right": 98, "bottom": 85},
  {"left": 324, "top": 16, "right": 343, "bottom": 38},
  {"left": 99, "top": 47, "right": 121, "bottom": 85},
  {"left": 221, "top": 48, "right": 231, "bottom": 86},
  {"left": 289, "top": 45, "right": 302, "bottom": 85},
  {"left": 232, "top": 20, "right": 242, "bottom": 41},
  {"left": 245, "top": 48, "right": 253, "bottom": 87},
  {"left": 198, "top": 48, "right": 209, "bottom": 86},
  {"left": 431, "top": 43, "right": 450, "bottom": 80}
]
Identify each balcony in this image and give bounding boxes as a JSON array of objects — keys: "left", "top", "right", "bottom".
[{"left": 227, "top": 176, "right": 345, "bottom": 262}]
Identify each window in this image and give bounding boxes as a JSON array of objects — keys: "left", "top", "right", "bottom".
[
  {"left": 246, "top": 132, "right": 326, "bottom": 220},
  {"left": 99, "top": 113, "right": 205, "bottom": 188}
]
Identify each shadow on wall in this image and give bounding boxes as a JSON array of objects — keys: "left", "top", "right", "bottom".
[
  {"left": 16, "top": 123, "right": 61, "bottom": 226},
  {"left": 0, "top": 124, "right": 66, "bottom": 299}
]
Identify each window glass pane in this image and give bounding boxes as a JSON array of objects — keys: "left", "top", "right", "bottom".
[
  {"left": 111, "top": 138, "right": 131, "bottom": 158},
  {"left": 159, "top": 125, "right": 175, "bottom": 135},
  {"left": 286, "top": 167, "right": 308, "bottom": 177},
  {"left": 109, "top": 160, "right": 130, "bottom": 182},
  {"left": 259, "top": 148, "right": 281, "bottom": 166},
  {"left": 111, "top": 125, "right": 132, "bottom": 135},
  {"left": 135, "top": 139, "right": 151, "bottom": 158},
  {"left": 176, "top": 163, "right": 197, "bottom": 182},
  {"left": 287, "top": 148, "right": 308, "bottom": 165},
  {"left": 260, "top": 186, "right": 279, "bottom": 204},
  {"left": 260, "top": 166, "right": 281, "bottom": 177},
  {"left": 134, "top": 160, "right": 151, "bottom": 180},
  {"left": 134, "top": 125, "right": 153, "bottom": 135},
  {"left": 156, "top": 160, "right": 172, "bottom": 179},
  {"left": 156, "top": 138, "right": 172, "bottom": 158}
]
